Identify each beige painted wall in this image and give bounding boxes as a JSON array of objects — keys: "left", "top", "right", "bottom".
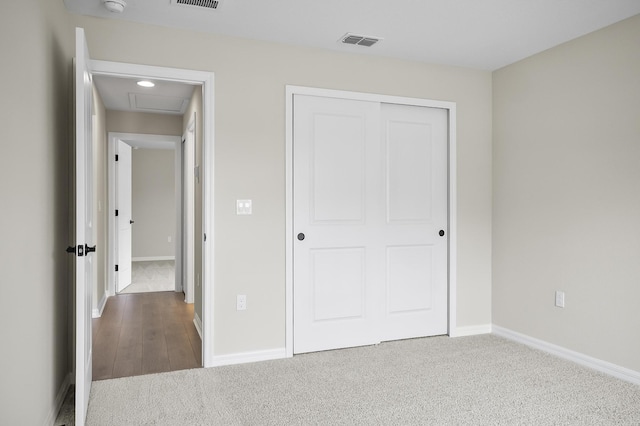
[
  {"left": 493, "top": 14, "right": 640, "bottom": 372},
  {"left": 73, "top": 14, "right": 493, "bottom": 355},
  {"left": 0, "top": 0, "right": 73, "bottom": 424},
  {"left": 106, "top": 110, "right": 183, "bottom": 136},
  {"left": 132, "top": 148, "right": 176, "bottom": 259},
  {"left": 93, "top": 85, "right": 108, "bottom": 312},
  {"left": 183, "top": 87, "right": 204, "bottom": 322}
]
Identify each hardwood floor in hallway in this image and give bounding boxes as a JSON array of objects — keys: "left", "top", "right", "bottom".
[{"left": 92, "top": 292, "right": 202, "bottom": 380}]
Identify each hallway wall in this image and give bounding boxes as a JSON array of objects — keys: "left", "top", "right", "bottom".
[
  {"left": 132, "top": 148, "right": 176, "bottom": 259},
  {"left": 106, "top": 110, "right": 183, "bottom": 137},
  {"left": 93, "top": 85, "right": 107, "bottom": 314},
  {"left": 183, "top": 87, "right": 204, "bottom": 325}
]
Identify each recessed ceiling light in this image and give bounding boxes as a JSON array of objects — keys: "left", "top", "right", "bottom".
[{"left": 137, "top": 80, "right": 155, "bottom": 88}]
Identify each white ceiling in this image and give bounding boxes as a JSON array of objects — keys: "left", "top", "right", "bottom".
[
  {"left": 66, "top": 0, "right": 640, "bottom": 70},
  {"left": 71, "top": 0, "right": 640, "bottom": 114},
  {"left": 93, "top": 75, "right": 197, "bottom": 114}
]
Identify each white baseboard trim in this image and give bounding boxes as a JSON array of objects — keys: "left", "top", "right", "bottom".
[
  {"left": 211, "top": 348, "right": 288, "bottom": 367},
  {"left": 450, "top": 324, "right": 492, "bottom": 337},
  {"left": 132, "top": 256, "right": 175, "bottom": 262},
  {"left": 492, "top": 324, "right": 640, "bottom": 386},
  {"left": 45, "top": 372, "right": 71, "bottom": 426},
  {"left": 193, "top": 313, "right": 203, "bottom": 339},
  {"left": 92, "top": 291, "right": 108, "bottom": 318}
]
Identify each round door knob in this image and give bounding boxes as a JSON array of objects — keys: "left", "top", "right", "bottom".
[
  {"left": 439, "top": 230, "right": 445, "bottom": 237},
  {"left": 297, "top": 233, "right": 305, "bottom": 241},
  {"left": 130, "top": 220, "right": 135, "bottom": 224}
]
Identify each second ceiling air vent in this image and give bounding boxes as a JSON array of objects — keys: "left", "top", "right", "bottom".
[
  {"left": 340, "top": 33, "right": 382, "bottom": 47},
  {"left": 173, "top": 0, "right": 223, "bottom": 10}
]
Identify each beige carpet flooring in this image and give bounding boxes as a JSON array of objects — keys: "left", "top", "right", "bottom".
[
  {"left": 77, "top": 334, "right": 640, "bottom": 425},
  {"left": 120, "top": 260, "right": 175, "bottom": 294}
]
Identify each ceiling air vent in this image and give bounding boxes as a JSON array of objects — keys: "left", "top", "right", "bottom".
[
  {"left": 173, "top": 0, "right": 223, "bottom": 10},
  {"left": 340, "top": 33, "right": 382, "bottom": 47}
]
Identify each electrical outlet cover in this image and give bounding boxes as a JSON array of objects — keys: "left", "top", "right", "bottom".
[{"left": 237, "top": 294, "right": 247, "bottom": 310}]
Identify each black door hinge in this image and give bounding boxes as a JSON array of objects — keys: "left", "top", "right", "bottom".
[
  {"left": 115, "top": 209, "right": 119, "bottom": 217},
  {"left": 115, "top": 264, "right": 119, "bottom": 272},
  {"left": 115, "top": 154, "right": 119, "bottom": 161}
]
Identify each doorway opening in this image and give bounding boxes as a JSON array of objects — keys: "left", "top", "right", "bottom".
[
  {"left": 89, "top": 62, "right": 214, "bottom": 379},
  {"left": 96, "top": 117, "right": 201, "bottom": 379},
  {"left": 73, "top": 28, "right": 215, "bottom": 423},
  {"left": 107, "top": 133, "right": 184, "bottom": 298}
]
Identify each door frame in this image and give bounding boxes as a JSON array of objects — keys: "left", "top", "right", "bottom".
[
  {"left": 181, "top": 115, "right": 196, "bottom": 304},
  {"left": 92, "top": 59, "right": 215, "bottom": 367},
  {"left": 285, "top": 85, "right": 458, "bottom": 357},
  {"left": 107, "top": 133, "right": 183, "bottom": 296}
]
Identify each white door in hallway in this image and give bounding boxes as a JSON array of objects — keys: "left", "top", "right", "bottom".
[
  {"left": 293, "top": 95, "right": 448, "bottom": 354},
  {"left": 74, "top": 27, "right": 94, "bottom": 426},
  {"left": 116, "top": 140, "right": 133, "bottom": 292}
]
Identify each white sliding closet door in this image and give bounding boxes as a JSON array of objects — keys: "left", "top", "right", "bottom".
[
  {"left": 293, "top": 95, "right": 382, "bottom": 354},
  {"left": 293, "top": 95, "right": 448, "bottom": 354},
  {"left": 379, "top": 103, "right": 448, "bottom": 341}
]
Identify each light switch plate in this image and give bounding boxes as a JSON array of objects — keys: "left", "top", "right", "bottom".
[{"left": 236, "top": 199, "right": 252, "bottom": 215}]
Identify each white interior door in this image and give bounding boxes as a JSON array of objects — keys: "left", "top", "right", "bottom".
[
  {"left": 293, "top": 96, "right": 383, "bottom": 353},
  {"left": 379, "top": 103, "right": 448, "bottom": 341},
  {"left": 293, "top": 95, "right": 448, "bottom": 354},
  {"left": 116, "top": 140, "right": 132, "bottom": 292},
  {"left": 74, "top": 27, "right": 94, "bottom": 426}
]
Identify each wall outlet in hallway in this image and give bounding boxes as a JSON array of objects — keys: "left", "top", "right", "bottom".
[
  {"left": 237, "top": 294, "right": 247, "bottom": 311},
  {"left": 555, "top": 291, "right": 565, "bottom": 308}
]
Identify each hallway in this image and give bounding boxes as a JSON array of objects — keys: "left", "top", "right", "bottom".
[{"left": 92, "top": 292, "right": 201, "bottom": 380}]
